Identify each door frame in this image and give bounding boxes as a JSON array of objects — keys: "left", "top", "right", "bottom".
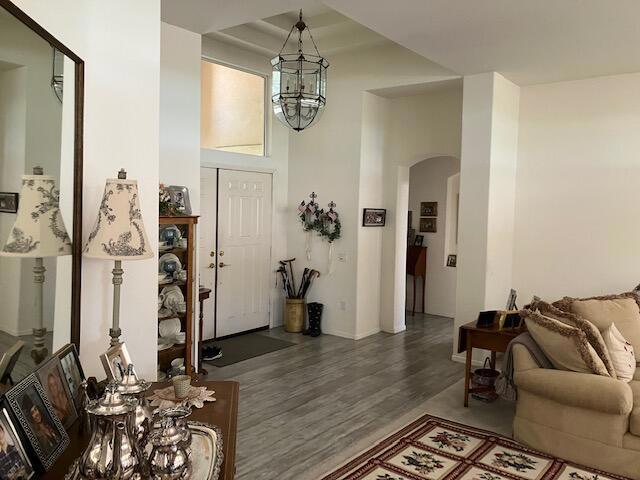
[{"left": 199, "top": 165, "right": 275, "bottom": 341}]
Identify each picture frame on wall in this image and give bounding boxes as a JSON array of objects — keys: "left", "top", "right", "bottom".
[
  {"left": 100, "top": 343, "right": 132, "bottom": 382},
  {"left": 362, "top": 208, "right": 386, "bottom": 227},
  {"left": 55, "top": 344, "right": 85, "bottom": 410},
  {"left": 35, "top": 357, "right": 78, "bottom": 430},
  {"left": 414, "top": 235, "right": 424, "bottom": 246},
  {"left": 0, "top": 405, "right": 36, "bottom": 479},
  {"left": 0, "top": 192, "right": 19, "bottom": 213},
  {"left": 4, "top": 374, "right": 69, "bottom": 471},
  {"left": 419, "top": 217, "right": 437, "bottom": 233},
  {"left": 420, "top": 201, "right": 438, "bottom": 217},
  {"left": 446, "top": 254, "right": 457, "bottom": 267}
]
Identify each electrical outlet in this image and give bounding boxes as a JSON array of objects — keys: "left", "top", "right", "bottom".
[
  {"left": 339, "top": 300, "right": 346, "bottom": 311},
  {"left": 337, "top": 253, "right": 347, "bottom": 262}
]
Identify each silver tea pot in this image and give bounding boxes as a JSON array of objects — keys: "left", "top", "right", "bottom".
[
  {"left": 78, "top": 383, "right": 140, "bottom": 480},
  {"left": 148, "top": 414, "right": 192, "bottom": 479},
  {"left": 117, "top": 364, "right": 153, "bottom": 442}
]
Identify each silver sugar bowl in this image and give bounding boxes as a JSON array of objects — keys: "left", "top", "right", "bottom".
[
  {"left": 117, "top": 364, "right": 153, "bottom": 442},
  {"left": 78, "top": 383, "right": 140, "bottom": 479},
  {"left": 148, "top": 413, "right": 192, "bottom": 479},
  {"left": 158, "top": 406, "right": 192, "bottom": 453}
]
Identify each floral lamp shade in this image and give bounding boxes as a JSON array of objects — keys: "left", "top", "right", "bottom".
[
  {"left": 0, "top": 175, "right": 72, "bottom": 257},
  {"left": 83, "top": 178, "right": 153, "bottom": 260}
]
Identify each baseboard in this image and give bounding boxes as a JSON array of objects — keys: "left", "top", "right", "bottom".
[
  {"left": 354, "top": 328, "right": 380, "bottom": 340},
  {"left": 321, "top": 327, "right": 356, "bottom": 339}
]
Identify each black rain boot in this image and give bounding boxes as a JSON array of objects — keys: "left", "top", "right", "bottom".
[{"left": 307, "top": 302, "right": 324, "bottom": 337}]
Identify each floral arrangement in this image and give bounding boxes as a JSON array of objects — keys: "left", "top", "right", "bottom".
[{"left": 159, "top": 184, "right": 179, "bottom": 216}]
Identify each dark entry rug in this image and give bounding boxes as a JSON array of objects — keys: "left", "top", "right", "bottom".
[
  {"left": 321, "top": 414, "right": 629, "bottom": 480},
  {"left": 203, "top": 332, "right": 295, "bottom": 367}
]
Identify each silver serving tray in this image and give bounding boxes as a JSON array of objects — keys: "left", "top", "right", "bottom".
[{"left": 64, "top": 420, "right": 223, "bottom": 480}]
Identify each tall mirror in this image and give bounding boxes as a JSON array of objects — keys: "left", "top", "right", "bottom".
[{"left": 0, "top": 0, "right": 83, "bottom": 387}]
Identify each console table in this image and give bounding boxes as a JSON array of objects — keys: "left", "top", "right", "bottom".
[
  {"left": 406, "top": 245, "right": 427, "bottom": 315},
  {"left": 43, "top": 380, "right": 239, "bottom": 479}
]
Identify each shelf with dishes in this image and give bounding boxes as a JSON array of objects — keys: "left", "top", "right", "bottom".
[{"left": 158, "top": 216, "right": 198, "bottom": 379}]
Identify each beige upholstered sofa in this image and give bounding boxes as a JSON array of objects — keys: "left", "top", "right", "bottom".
[{"left": 513, "top": 293, "right": 640, "bottom": 479}]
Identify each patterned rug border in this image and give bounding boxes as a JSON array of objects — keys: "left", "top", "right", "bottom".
[{"left": 319, "top": 413, "right": 631, "bottom": 480}]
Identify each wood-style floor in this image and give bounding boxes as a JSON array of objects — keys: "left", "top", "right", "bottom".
[
  {"left": 0, "top": 330, "right": 53, "bottom": 384},
  {"left": 204, "top": 314, "right": 463, "bottom": 480}
]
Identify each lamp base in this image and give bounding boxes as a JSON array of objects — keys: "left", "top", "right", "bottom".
[
  {"left": 31, "top": 327, "right": 48, "bottom": 365},
  {"left": 109, "top": 327, "right": 122, "bottom": 347}
]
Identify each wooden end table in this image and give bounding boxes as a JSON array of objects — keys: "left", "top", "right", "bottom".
[
  {"left": 44, "top": 380, "right": 239, "bottom": 479},
  {"left": 458, "top": 320, "right": 524, "bottom": 407}
]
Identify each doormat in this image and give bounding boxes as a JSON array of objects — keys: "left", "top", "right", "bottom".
[
  {"left": 203, "top": 332, "right": 295, "bottom": 367},
  {"left": 321, "top": 413, "right": 629, "bottom": 480}
]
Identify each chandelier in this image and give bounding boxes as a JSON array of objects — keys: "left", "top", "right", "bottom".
[{"left": 271, "top": 10, "right": 329, "bottom": 132}]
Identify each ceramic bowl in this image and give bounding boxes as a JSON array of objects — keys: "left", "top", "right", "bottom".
[
  {"left": 174, "top": 332, "right": 186, "bottom": 344},
  {"left": 171, "top": 357, "right": 184, "bottom": 368},
  {"left": 158, "top": 253, "right": 182, "bottom": 274}
]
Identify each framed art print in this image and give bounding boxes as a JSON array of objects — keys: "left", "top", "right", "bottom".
[
  {"left": 4, "top": 374, "right": 69, "bottom": 471},
  {"left": 419, "top": 217, "right": 437, "bottom": 233},
  {"left": 55, "top": 344, "right": 85, "bottom": 410},
  {"left": 362, "top": 208, "right": 386, "bottom": 227},
  {"left": 36, "top": 357, "right": 78, "bottom": 429},
  {"left": 420, "top": 201, "right": 437, "bottom": 217},
  {"left": 0, "top": 192, "right": 19, "bottom": 213},
  {"left": 0, "top": 404, "right": 35, "bottom": 479},
  {"left": 446, "top": 254, "right": 457, "bottom": 267},
  {"left": 414, "top": 235, "right": 424, "bottom": 246}
]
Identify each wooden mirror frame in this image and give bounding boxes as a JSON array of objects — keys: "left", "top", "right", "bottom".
[{"left": 0, "top": 0, "right": 84, "bottom": 352}]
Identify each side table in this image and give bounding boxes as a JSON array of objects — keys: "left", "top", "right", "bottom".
[{"left": 457, "top": 320, "right": 524, "bottom": 407}]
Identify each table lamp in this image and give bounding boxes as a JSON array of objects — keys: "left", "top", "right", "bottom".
[
  {"left": 0, "top": 166, "right": 72, "bottom": 364},
  {"left": 83, "top": 169, "right": 153, "bottom": 346}
]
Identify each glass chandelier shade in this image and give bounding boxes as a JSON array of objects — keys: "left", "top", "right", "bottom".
[{"left": 271, "top": 11, "right": 329, "bottom": 132}]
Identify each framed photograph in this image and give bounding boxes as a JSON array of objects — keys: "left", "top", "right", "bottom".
[
  {"left": 0, "top": 192, "right": 19, "bottom": 214},
  {"left": 36, "top": 357, "right": 77, "bottom": 429},
  {"left": 506, "top": 288, "right": 518, "bottom": 311},
  {"left": 419, "top": 217, "right": 437, "bottom": 233},
  {"left": 414, "top": 235, "right": 424, "bottom": 246},
  {"left": 0, "top": 405, "right": 35, "bottom": 479},
  {"left": 420, "top": 201, "right": 438, "bottom": 217},
  {"left": 167, "top": 185, "right": 192, "bottom": 215},
  {"left": 100, "top": 343, "right": 132, "bottom": 381},
  {"left": 4, "top": 374, "right": 69, "bottom": 471},
  {"left": 362, "top": 208, "right": 386, "bottom": 227},
  {"left": 55, "top": 344, "right": 85, "bottom": 410},
  {"left": 446, "top": 254, "right": 457, "bottom": 267}
]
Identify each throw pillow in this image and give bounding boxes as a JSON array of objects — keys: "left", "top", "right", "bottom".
[
  {"left": 555, "top": 292, "right": 640, "bottom": 363},
  {"left": 521, "top": 309, "right": 610, "bottom": 377},
  {"left": 602, "top": 323, "right": 635, "bottom": 382},
  {"left": 532, "top": 300, "right": 617, "bottom": 378}
]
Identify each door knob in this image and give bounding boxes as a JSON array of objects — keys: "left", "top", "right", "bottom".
[
  {"left": 219, "top": 262, "right": 230, "bottom": 268},
  {"left": 208, "top": 263, "right": 215, "bottom": 269},
  {"left": 219, "top": 250, "right": 225, "bottom": 257}
]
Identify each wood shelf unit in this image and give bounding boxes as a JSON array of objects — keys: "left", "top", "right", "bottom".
[{"left": 158, "top": 215, "right": 198, "bottom": 376}]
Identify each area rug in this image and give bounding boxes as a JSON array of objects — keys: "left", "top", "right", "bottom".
[
  {"left": 321, "top": 414, "right": 628, "bottom": 480},
  {"left": 203, "top": 332, "right": 294, "bottom": 367}
]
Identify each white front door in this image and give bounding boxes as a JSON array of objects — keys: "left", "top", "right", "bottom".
[
  {"left": 199, "top": 167, "right": 218, "bottom": 340},
  {"left": 216, "top": 169, "right": 272, "bottom": 337}
]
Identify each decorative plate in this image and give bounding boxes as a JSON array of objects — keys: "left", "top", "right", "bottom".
[
  {"left": 159, "top": 224, "right": 182, "bottom": 244},
  {"left": 161, "top": 285, "right": 185, "bottom": 311},
  {"left": 157, "top": 339, "right": 174, "bottom": 351},
  {"left": 159, "top": 318, "right": 181, "bottom": 338},
  {"left": 158, "top": 253, "right": 182, "bottom": 274}
]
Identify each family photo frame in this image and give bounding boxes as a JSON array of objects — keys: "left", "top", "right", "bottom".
[
  {"left": 0, "top": 405, "right": 35, "bottom": 479},
  {"left": 4, "top": 374, "right": 69, "bottom": 471},
  {"left": 100, "top": 343, "right": 132, "bottom": 381},
  {"left": 35, "top": 357, "right": 78, "bottom": 430},
  {"left": 55, "top": 343, "right": 85, "bottom": 410}
]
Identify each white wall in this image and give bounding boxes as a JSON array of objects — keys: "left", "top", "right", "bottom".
[
  {"left": 287, "top": 42, "right": 457, "bottom": 339},
  {"left": 14, "top": 0, "right": 161, "bottom": 379},
  {"left": 454, "top": 73, "right": 520, "bottom": 359},
  {"left": 355, "top": 92, "right": 389, "bottom": 338},
  {"left": 407, "top": 156, "right": 460, "bottom": 317},
  {"left": 512, "top": 72, "right": 640, "bottom": 302},
  {"left": 380, "top": 87, "right": 463, "bottom": 333},
  {"left": 200, "top": 36, "right": 289, "bottom": 329}
]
